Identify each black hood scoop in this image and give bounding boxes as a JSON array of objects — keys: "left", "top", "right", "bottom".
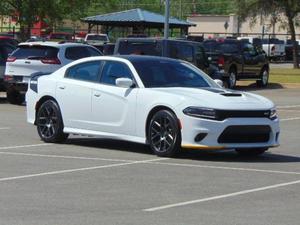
[
  {"left": 201, "top": 88, "right": 243, "bottom": 97},
  {"left": 220, "top": 92, "right": 242, "bottom": 97}
]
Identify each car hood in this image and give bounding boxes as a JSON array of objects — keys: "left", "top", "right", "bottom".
[{"left": 151, "top": 87, "right": 274, "bottom": 110}]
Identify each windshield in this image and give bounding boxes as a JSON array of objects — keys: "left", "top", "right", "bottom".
[
  {"left": 87, "top": 35, "right": 108, "bottom": 41},
  {"left": 132, "top": 59, "right": 217, "bottom": 88}
]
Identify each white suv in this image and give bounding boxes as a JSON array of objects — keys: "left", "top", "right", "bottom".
[{"left": 4, "top": 41, "right": 102, "bottom": 104}]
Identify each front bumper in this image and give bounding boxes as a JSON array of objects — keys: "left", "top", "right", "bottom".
[{"left": 180, "top": 114, "right": 280, "bottom": 150}]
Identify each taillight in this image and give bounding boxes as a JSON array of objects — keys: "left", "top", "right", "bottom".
[
  {"left": 6, "top": 56, "right": 16, "bottom": 62},
  {"left": 41, "top": 58, "right": 61, "bottom": 64},
  {"left": 218, "top": 56, "right": 225, "bottom": 67},
  {"left": 4, "top": 75, "right": 13, "bottom": 81}
]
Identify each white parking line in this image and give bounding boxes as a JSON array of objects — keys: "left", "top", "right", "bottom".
[
  {"left": 143, "top": 179, "right": 300, "bottom": 212},
  {"left": 277, "top": 105, "right": 300, "bottom": 109},
  {"left": 281, "top": 117, "right": 300, "bottom": 121},
  {"left": 1, "top": 150, "right": 299, "bottom": 176},
  {"left": 0, "top": 143, "right": 52, "bottom": 150},
  {"left": 0, "top": 151, "right": 135, "bottom": 163},
  {"left": 0, "top": 127, "right": 10, "bottom": 130},
  {"left": 0, "top": 158, "right": 167, "bottom": 182},
  {"left": 148, "top": 161, "right": 300, "bottom": 175}
]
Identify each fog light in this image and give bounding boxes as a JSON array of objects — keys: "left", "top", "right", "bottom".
[{"left": 194, "top": 133, "right": 207, "bottom": 142}]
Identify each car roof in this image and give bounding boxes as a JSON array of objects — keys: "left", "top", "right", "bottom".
[
  {"left": 18, "top": 41, "right": 92, "bottom": 48},
  {"left": 117, "top": 37, "right": 200, "bottom": 45},
  {"left": 116, "top": 55, "right": 181, "bottom": 63}
]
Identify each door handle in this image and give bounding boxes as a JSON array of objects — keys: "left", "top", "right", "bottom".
[
  {"left": 94, "top": 93, "right": 101, "bottom": 97},
  {"left": 58, "top": 86, "right": 66, "bottom": 90}
]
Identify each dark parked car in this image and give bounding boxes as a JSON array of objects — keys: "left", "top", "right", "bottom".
[
  {"left": 0, "top": 43, "right": 16, "bottom": 91},
  {"left": 114, "top": 38, "right": 222, "bottom": 80},
  {"left": 203, "top": 39, "right": 269, "bottom": 88},
  {"left": 285, "top": 40, "right": 300, "bottom": 61}
]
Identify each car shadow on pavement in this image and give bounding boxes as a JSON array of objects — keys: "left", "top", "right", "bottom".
[
  {"left": 64, "top": 138, "right": 300, "bottom": 163},
  {"left": 235, "top": 82, "right": 284, "bottom": 91},
  {"left": 178, "top": 150, "right": 300, "bottom": 163},
  {"left": 65, "top": 138, "right": 153, "bottom": 155}
]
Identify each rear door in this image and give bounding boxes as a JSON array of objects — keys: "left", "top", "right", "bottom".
[
  {"left": 56, "top": 60, "right": 102, "bottom": 130},
  {"left": 6, "top": 45, "right": 60, "bottom": 82}
]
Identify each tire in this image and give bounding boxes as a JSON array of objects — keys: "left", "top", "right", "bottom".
[
  {"left": 6, "top": 89, "right": 24, "bottom": 105},
  {"left": 36, "top": 100, "right": 68, "bottom": 143},
  {"left": 235, "top": 148, "right": 268, "bottom": 156},
  {"left": 148, "top": 110, "right": 181, "bottom": 157},
  {"left": 256, "top": 67, "right": 269, "bottom": 87},
  {"left": 226, "top": 68, "right": 237, "bottom": 89}
]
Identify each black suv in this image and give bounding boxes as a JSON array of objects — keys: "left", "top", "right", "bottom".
[
  {"left": 203, "top": 39, "right": 269, "bottom": 88},
  {"left": 0, "top": 43, "right": 16, "bottom": 91},
  {"left": 114, "top": 38, "right": 222, "bottom": 80}
]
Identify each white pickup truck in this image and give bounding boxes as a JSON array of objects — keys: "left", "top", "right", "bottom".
[{"left": 262, "top": 38, "right": 285, "bottom": 61}]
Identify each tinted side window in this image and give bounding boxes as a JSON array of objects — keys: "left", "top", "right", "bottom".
[
  {"left": 65, "top": 47, "right": 91, "bottom": 60},
  {"left": 86, "top": 46, "right": 103, "bottom": 56},
  {"left": 217, "top": 43, "right": 239, "bottom": 53},
  {"left": 100, "top": 61, "right": 132, "bottom": 86},
  {"left": 168, "top": 42, "right": 194, "bottom": 62},
  {"left": 242, "top": 43, "right": 257, "bottom": 56},
  {"left": 195, "top": 45, "right": 206, "bottom": 66},
  {"left": 117, "top": 41, "right": 162, "bottom": 56},
  {"left": 65, "top": 61, "right": 101, "bottom": 82}
]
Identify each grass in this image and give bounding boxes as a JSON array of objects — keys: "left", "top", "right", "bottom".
[{"left": 270, "top": 68, "right": 300, "bottom": 83}]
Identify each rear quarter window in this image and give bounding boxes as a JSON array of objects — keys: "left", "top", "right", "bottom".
[{"left": 65, "top": 46, "right": 102, "bottom": 60}]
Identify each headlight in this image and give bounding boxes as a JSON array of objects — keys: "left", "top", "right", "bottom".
[
  {"left": 270, "top": 108, "right": 277, "bottom": 120},
  {"left": 183, "top": 107, "right": 217, "bottom": 120}
]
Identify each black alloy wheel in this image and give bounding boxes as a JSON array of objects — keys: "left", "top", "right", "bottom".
[
  {"left": 148, "top": 110, "right": 181, "bottom": 157},
  {"left": 235, "top": 148, "right": 268, "bottom": 156},
  {"left": 36, "top": 100, "right": 68, "bottom": 143}
]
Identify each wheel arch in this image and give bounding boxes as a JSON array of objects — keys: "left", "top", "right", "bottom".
[
  {"left": 34, "top": 95, "right": 59, "bottom": 125},
  {"left": 145, "top": 105, "right": 179, "bottom": 143}
]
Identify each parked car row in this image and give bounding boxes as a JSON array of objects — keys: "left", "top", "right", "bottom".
[{"left": 1, "top": 34, "right": 273, "bottom": 105}]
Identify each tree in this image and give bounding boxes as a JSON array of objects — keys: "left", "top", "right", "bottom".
[
  {"left": 0, "top": 0, "right": 93, "bottom": 40},
  {"left": 236, "top": 0, "right": 300, "bottom": 68}
]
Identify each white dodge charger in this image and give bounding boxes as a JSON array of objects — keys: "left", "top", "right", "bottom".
[{"left": 26, "top": 55, "right": 280, "bottom": 157}]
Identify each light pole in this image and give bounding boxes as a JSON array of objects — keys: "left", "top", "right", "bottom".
[{"left": 164, "top": 0, "right": 170, "bottom": 39}]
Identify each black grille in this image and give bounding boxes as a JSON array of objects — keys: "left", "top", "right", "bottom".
[
  {"left": 218, "top": 125, "right": 271, "bottom": 143},
  {"left": 216, "top": 110, "right": 270, "bottom": 121}
]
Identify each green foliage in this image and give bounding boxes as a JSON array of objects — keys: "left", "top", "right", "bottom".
[
  {"left": 87, "top": 0, "right": 235, "bottom": 19},
  {"left": 0, "top": 0, "right": 93, "bottom": 39}
]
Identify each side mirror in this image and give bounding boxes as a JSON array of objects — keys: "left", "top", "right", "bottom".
[
  {"left": 115, "top": 77, "right": 134, "bottom": 88},
  {"left": 214, "top": 79, "right": 224, "bottom": 88}
]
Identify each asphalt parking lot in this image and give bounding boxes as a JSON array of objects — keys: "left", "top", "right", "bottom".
[{"left": 0, "top": 86, "right": 299, "bottom": 225}]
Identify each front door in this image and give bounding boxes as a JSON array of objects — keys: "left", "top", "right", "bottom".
[{"left": 90, "top": 60, "right": 137, "bottom": 136}]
